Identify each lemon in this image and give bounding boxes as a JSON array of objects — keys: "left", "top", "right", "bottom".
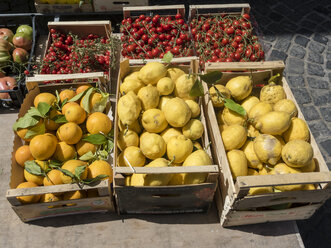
[
  {"left": 300, "top": 159, "right": 316, "bottom": 173},
  {"left": 138, "top": 62, "right": 167, "bottom": 85},
  {"left": 160, "top": 127, "right": 182, "bottom": 144},
  {"left": 221, "top": 124, "right": 247, "bottom": 151},
  {"left": 282, "top": 140, "right": 313, "bottom": 168},
  {"left": 15, "top": 145, "right": 34, "bottom": 167},
  {"left": 61, "top": 160, "right": 87, "bottom": 184},
  {"left": 255, "top": 111, "right": 291, "bottom": 135},
  {"left": 117, "top": 129, "right": 139, "bottom": 151},
  {"left": 59, "top": 89, "right": 76, "bottom": 103},
  {"left": 76, "top": 140, "right": 97, "bottom": 156},
  {"left": 118, "top": 119, "right": 142, "bottom": 134},
  {"left": 141, "top": 109, "right": 168, "bottom": 133},
  {"left": 174, "top": 74, "right": 196, "bottom": 100},
  {"left": 227, "top": 150, "right": 248, "bottom": 180},
  {"left": 63, "top": 191, "right": 86, "bottom": 200},
  {"left": 121, "top": 146, "right": 146, "bottom": 167},
  {"left": 137, "top": 84, "right": 160, "bottom": 110},
  {"left": 183, "top": 150, "right": 212, "bottom": 184},
  {"left": 222, "top": 107, "right": 247, "bottom": 126},
  {"left": 86, "top": 112, "right": 112, "bottom": 135},
  {"left": 88, "top": 160, "right": 113, "bottom": 182},
  {"left": 118, "top": 91, "right": 142, "bottom": 125},
  {"left": 34, "top": 92, "right": 56, "bottom": 108},
  {"left": 64, "top": 104, "right": 86, "bottom": 124},
  {"left": 226, "top": 76, "right": 252, "bottom": 101},
  {"left": 144, "top": 158, "right": 173, "bottom": 186},
  {"left": 253, "top": 134, "right": 282, "bottom": 165},
  {"left": 240, "top": 96, "right": 260, "bottom": 114},
  {"left": 40, "top": 193, "right": 62, "bottom": 203},
  {"left": 273, "top": 99, "right": 298, "bottom": 118},
  {"left": 283, "top": 117, "right": 310, "bottom": 142},
  {"left": 16, "top": 182, "right": 40, "bottom": 204},
  {"left": 182, "top": 119, "right": 204, "bottom": 140},
  {"left": 269, "top": 163, "right": 303, "bottom": 191},
  {"left": 248, "top": 101, "right": 273, "bottom": 120},
  {"left": 167, "top": 135, "right": 193, "bottom": 163},
  {"left": 163, "top": 97, "right": 191, "bottom": 127},
  {"left": 140, "top": 132, "right": 166, "bottom": 160},
  {"left": 185, "top": 100, "right": 200, "bottom": 118},
  {"left": 56, "top": 122, "right": 82, "bottom": 145},
  {"left": 157, "top": 77, "right": 175, "bottom": 95},
  {"left": 53, "top": 141, "right": 76, "bottom": 162},
  {"left": 166, "top": 67, "right": 185, "bottom": 82},
  {"left": 260, "top": 83, "right": 286, "bottom": 105},
  {"left": 30, "top": 133, "right": 57, "bottom": 160},
  {"left": 241, "top": 140, "right": 263, "bottom": 170},
  {"left": 209, "top": 85, "right": 231, "bottom": 107},
  {"left": 120, "top": 79, "right": 144, "bottom": 95},
  {"left": 43, "top": 169, "right": 63, "bottom": 186}
]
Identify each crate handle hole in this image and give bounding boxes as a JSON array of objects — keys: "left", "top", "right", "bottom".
[
  {"left": 155, "top": 205, "right": 182, "bottom": 209},
  {"left": 270, "top": 197, "right": 296, "bottom": 202},
  {"left": 113, "top": 1, "right": 130, "bottom": 5},
  {"left": 152, "top": 194, "right": 181, "bottom": 198}
]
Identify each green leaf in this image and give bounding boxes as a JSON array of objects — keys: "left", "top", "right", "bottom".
[
  {"left": 57, "top": 167, "right": 76, "bottom": 180},
  {"left": 24, "top": 161, "right": 44, "bottom": 176},
  {"left": 83, "top": 174, "right": 109, "bottom": 184},
  {"left": 27, "top": 107, "right": 44, "bottom": 118},
  {"left": 49, "top": 160, "right": 63, "bottom": 169},
  {"left": 75, "top": 165, "right": 87, "bottom": 179},
  {"left": 161, "top": 51, "right": 173, "bottom": 64},
  {"left": 13, "top": 115, "right": 40, "bottom": 131},
  {"left": 224, "top": 98, "right": 247, "bottom": 116},
  {"left": 79, "top": 151, "right": 95, "bottom": 161},
  {"left": 107, "top": 139, "right": 114, "bottom": 150},
  {"left": 69, "top": 89, "right": 87, "bottom": 102},
  {"left": 199, "top": 71, "right": 223, "bottom": 84},
  {"left": 268, "top": 73, "right": 282, "bottom": 85},
  {"left": 24, "top": 121, "right": 46, "bottom": 139},
  {"left": 61, "top": 98, "right": 68, "bottom": 108},
  {"left": 52, "top": 114, "right": 67, "bottom": 124},
  {"left": 55, "top": 90, "right": 61, "bottom": 105},
  {"left": 91, "top": 94, "right": 108, "bottom": 113},
  {"left": 81, "top": 87, "right": 94, "bottom": 113},
  {"left": 83, "top": 134, "right": 107, "bottom": 145},
  {"left": 189, "top": 79, "right": 204, "bottom": 97},
  {"left": 37, "top": 102, "right": 52, "bottom": 117}
]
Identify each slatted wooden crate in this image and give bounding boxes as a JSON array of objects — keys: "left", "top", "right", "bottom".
[
  {"left": 202, "top": 61, "right": 331, "bottom": 226},
  {"left": 113, "top": 59, "right": 219, "bottom": 214},
  {"left": 93, "top": 0, "right": 149, "bottom": 12},
  {"left": 6, "top": 75, "right": 115, "bottom": 222},
  {"left": 120, "top": 5, "right": 197, "bottom": 65},
  {"left": 34, "top": 0, "right": 93, "bottom": 14}
]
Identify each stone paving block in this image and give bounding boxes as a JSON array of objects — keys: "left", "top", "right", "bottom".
[
  {"left": 320, "top": 140, "right": 331, "bottom": 156},
  {"left": 308, "top": 41, "right": 326, "bottom": 53},
  {"left": 287, "top": 58, "right": 305, "bottom": 74},
  {"left": 274, "top": 36, "right": 292, "bottom": 53},
  {"left": 269, "top": 49, "right": 288, "bottom": 61},
  {"left": 326, "top": 61, "right": 331, "bottom": 70},
  {"left": 307, "top": 51, "right": 324, "bottom": 64},
  {"left": 307, "top": 77, "right": 329, "bottom": 89},
  {"left": 327, "top": 53, "right": 331, "bottom": 60},
  {"left": 300, "top": 105, "right": 321, "bottom": 121},
  {"left": 308, "top": 120, "right": 330, "bottom": 143},
  {"left": 287, "top": 75, "right": 306, "bottom": 88},
  {"left": 320, "top": 107, "right": 331, "bottom": 122},
  {"left": 310, "top": 90, "right": 331, "bottom": 106},
  {"left": 294, "top": 35, "right": 309, "bottom": 47},
  {"left": 290, "top": 45, "right": 306, "bottom": 59},
  {"left": 291, "top": 88, "right": 312, "bottom": 104},
  {"left": 307, "top": 63, "right": 325, "bottom": 77},
  {"left": 313, "top": 33, "right": 329, "bottom": 45},
  {"left": 263, "top": 34, "right": 276, "bottom": 43}
]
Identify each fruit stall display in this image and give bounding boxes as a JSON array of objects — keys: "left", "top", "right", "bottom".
[
  {"left": 189, "top": 4, "right": 265, "bottom": 68},
  {"left": 120, "top": 5, "right": 196, "bottom": 64},
  {"left": 38, "top": 21, "right": 118, "bottom": 80},
  {"left": 113, "top": 59, "right": 219, "bottom": 214},
  {"left": 0, "top": 15, "right": 36, "bottom": 108},
  {"left": 6, "top": 73, "right": 115, "bottom": 222},
  {"left": 34, "top": 0, "right": 93, "bottom": 14},
  {"left": 201, "top": 61, "right": 331, "bottom": 226}
]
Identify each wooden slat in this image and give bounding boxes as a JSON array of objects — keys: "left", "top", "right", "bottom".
[
  {"left": 123, "top": 5, "right": 185, "bottom": 11},
  {"left": 205, "top": 61, "right": 285, "bottom": 71},
  {"left": 127, "top": 56, "right": 199, "bottom": 65},
  {"left": 115, "top": 165, "right": 219, "bottom": 174}
]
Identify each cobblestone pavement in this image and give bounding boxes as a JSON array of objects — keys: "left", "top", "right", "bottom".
[{"left": 1, "top": 0, "right": 331, "bottom": 247}]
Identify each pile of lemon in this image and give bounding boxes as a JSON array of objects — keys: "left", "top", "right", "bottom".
[
  {"left": 117, "top": 62, "right": 213, "bottom": 186},
  {"left": 210, "top": 75, "right": 317, "bottom": 195},
  {"left": 14, "top": 84, "right": 113, "bottom": 204}
]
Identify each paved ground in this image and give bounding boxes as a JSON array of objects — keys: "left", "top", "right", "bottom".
[{"left": 1, "top": 0, "right": 331, "bottom": 247}]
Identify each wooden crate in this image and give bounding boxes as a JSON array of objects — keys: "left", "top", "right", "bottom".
[
  {"left": 39, "top": 21, "right": 113, "bottom": 80},
  {"left": 6, "top": 79, "right": 115, "bottom": 222},
  {"left": 121, "top": 5, "right": 197, "bottom": 65},
  {"left": 202, "top": 61, "right": 331, "bottom": 226},
  {"left": 93, "top": 0, "right": 149, "bottom": 12},
  {"left": 35, "top": 0, "right": 93, "bottom": 13},
  {"left": 113, "top": 59, "right": 219, "bottom": 214}
]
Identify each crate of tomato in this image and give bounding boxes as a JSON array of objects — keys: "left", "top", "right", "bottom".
[
  {"left": 7, "top": 72, "right": 115, "bottom": 222},
  {"left": 201, "top": 61, "right": 331, "bottom": 226},
  {"left": 0, "top": 14, "right": 36, "bottom": 109},
  {"left": 113, "top": 59, "right": 219, "bottom": 213},
  {"left": 120, "top": 5, "right": 197, "bottom": 64},
  {"left": 38, "top": 21, "right": 119, "bottom": 83},
  {"left": 189, "top": 4, "right": 265, "bottom": 68}
]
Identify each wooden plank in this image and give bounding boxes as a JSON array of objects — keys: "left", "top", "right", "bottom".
[
  {"left": 205, "top": 61, "right": 285, "bottom": 71},
  {"left": 34, "top": 1, "right": 93, "bottom": 13},
  {"left": 115, "top": 165, "right": 219, "bottom": 174},
  {"left": 123, "top": 5, "right": 185, "bottom": 11},
  {"left": 126, "top": 56, "right": 199, "bottom": 65}
]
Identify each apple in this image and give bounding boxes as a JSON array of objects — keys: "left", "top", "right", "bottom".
[
  {"left": 12, "top": 48, "right": 29, "bottom": 64},
  {"left": 16, "top": 25, "right": 33, "bottom": 39},
  {"left": 13, "top": 32, "right": 32, "bottom": 51},
  {"left": 0, "top": 28, "right": 14, "bottom": 43}
]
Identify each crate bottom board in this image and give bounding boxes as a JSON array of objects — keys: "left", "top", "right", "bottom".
[
  {"left": 115, "top": 182, "right": 217, "bottom": 214},
  {"left": 11, "top": 196, "right": 113, "bottom": 222},
  {"left": 220, "top": 204, "right": 321, "bottom": 227}
]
